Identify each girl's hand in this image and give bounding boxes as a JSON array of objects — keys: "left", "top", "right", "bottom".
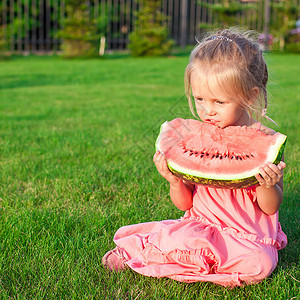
[
  {"left": 153, "top": 151, "right": 181, "bottom": 185},
  {"left": 255, "top": 161, "right": 286, "bottom": 189}
]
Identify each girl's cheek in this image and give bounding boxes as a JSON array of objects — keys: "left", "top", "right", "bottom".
[
  {"left": 197, "top": 109, "right": 205, "bottom": 117},
  {"left": 196, "top": 103, "right": 207, "bottom": 115},
  {"left": 195, "top": 105, "right": 203, "bottom": 115}
]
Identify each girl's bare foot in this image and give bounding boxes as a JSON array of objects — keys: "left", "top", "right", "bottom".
[{"left": 102, "top": 247, "right": 128, "bottom": 271}]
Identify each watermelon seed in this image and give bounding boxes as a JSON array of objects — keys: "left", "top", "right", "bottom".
[
  {"left": 220, "top": 156, "right": 223, "bottom": 159},
  {"left": 246, "top": 155, "right": 250, "bottom": 158},
  {"left": 236, "top": 156, "right": 240, "bottom": 160},
  {"left": 212, "top": 155, "right": 215, "bottom": 159},
  {"left": 200, "top": 154, "right": 204, "bottom": 158},
  {"left": 216, "top": 153, "right": 219, "bottom": 158}
]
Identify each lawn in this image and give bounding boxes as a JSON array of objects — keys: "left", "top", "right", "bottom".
[{"left": 0, "top": 53, "right": 299, "bottom": 299}]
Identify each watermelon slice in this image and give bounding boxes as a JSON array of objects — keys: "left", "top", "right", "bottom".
[{"left": 155, "top": 118, "right": 287, "bottom": 189}]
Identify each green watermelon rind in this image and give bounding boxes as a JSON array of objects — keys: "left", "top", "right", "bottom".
[
  {"left": 168, "top": 166, "right": 258, "bottom": 189},
  {"left": 167, "top": 139, "right": 286, "bottom": 189}
]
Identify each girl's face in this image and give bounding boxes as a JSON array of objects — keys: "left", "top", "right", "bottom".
[{"left": 191, "top": 73, "right": 250, "bottom": 128}]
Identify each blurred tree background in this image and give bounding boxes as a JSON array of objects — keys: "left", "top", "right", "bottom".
[
  {"left": 57, "top": 0, "right": 100, "bottom": 57},
  {"left": 128, "top": 0, "right": 173, "bottom": 56},
  {"left": 270, "top": 0, "right": 299, "bottom": 52},
  {"left": 0, "top": 0, "right": 299, "bottom": 57}
]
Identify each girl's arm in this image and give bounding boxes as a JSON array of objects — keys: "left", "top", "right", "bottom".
[
  {"left": 255, "top": 160, "right": 286, "bottom": 215},
  {"left": 153, "top": 152, "right": 194, "bottom": 211}
]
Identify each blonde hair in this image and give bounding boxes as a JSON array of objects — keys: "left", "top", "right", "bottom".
[{"left": 185, "top": 28, "right": 270, "bottom": 122}]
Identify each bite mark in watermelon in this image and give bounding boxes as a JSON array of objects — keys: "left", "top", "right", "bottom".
[{"left": 155, "top": 118, "right": 287, "bottom": 189}]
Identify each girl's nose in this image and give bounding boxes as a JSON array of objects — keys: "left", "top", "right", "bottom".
[{"left": 206, "top": 105, "right": 216, "bottom": 116}]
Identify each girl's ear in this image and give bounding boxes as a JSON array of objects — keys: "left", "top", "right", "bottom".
[{"left": 250, "top": 86, "right": 260, "bottom": 103}]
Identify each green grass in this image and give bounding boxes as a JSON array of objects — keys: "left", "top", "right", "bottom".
[{"left": 0, "top": 53, "right": 299, "bottom": 299}]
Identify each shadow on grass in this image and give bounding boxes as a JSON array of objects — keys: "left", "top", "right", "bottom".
[{"left": 0, "top": 72, "right": 115, "bottom": 90}]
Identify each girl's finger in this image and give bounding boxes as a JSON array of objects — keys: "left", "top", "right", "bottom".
[
  {"left": 154, "top": 151, "right": 165, "bottom": 163},
  {"left": 278, "top": 161, "right": 286, "bottom": 171},
  {"left": 153, "top": 151, "right": 160, "bottom": 161},
  {"left": 255, "top": 173, "right": 263, "bottom": 183},
  {"left": 258, "top": 167, "right": 269, "bottom": 180},
  {"left": 266, "top": 162, "right": 283, "bottom": 176},
  {"left": 263, "top": 164, "right": 279, "bottom": 178},
  {"left": 255, "top": 173, "right": 269, "bottom": 188},
  {"left": 162, "top": 159, "right": 170, "bottom": 171}
]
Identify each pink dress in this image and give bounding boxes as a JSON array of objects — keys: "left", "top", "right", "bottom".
[{"left": 113, "top": 185, "right": 287, "bottom": 287}]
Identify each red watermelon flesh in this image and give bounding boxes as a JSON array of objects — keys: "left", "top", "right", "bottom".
[{"left": 155, "top": 118, "right": 287, "bottom": 189}]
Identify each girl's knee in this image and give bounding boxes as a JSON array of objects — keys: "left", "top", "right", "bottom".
[
  {"left": 245, "top": 247, "right": 278, "bottom": 284},
  {"left": 259, "top": 248, "right": 277, "bottom": 275}
]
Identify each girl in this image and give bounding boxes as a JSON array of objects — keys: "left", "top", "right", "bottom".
[{"left": 102, "top": 29, "right": 287, "bottom": 287}]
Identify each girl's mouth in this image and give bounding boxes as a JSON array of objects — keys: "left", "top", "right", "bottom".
[{"left": 204, "top": 119, "right": 219, "bottom": 126}]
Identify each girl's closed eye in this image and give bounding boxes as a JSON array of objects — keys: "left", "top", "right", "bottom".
[
  {"left": 195, "top": 97, "right": 204, "bottom": 102},
  {"left": 216, "top": 100, "right": 225, "bottom": 105}
]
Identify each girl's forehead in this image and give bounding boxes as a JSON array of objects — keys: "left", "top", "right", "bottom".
[
  {"left": 190, "top": 67, "right": 243, "bottom": 101},
  {"left": 191, "top": 71, "right": 227, "bottom": 98}
]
